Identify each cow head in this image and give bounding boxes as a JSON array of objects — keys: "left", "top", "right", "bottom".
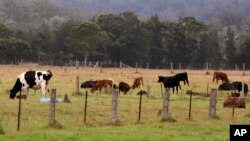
[
  {"left": 44, "top": 70, "right": 53, "bottom": 81},
  {"left": 9, "top": 78, "right": 22, "bottom": 99},
  {"left": 157, "top": 76, "right": 165, "bottom": 83}
]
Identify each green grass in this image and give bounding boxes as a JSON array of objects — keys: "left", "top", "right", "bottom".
[
  {"left": 0, "top": 65, "right": 249, "bottom": 141},
  {"left": 1, "top": 123, "right": 229, "bottom": 141}
]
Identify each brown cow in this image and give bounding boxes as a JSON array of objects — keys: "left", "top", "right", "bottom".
[
  {"left": 223, "top": 96, "right": 245, "bottom": 108},
  {"left": 212, "top": 71, "right": 229, "bottom": 83},
  {"left": 132, "top": 77, "right": 144, "bottom": 89},
  {"left": 91, "top": 79, "right": 113, "bottom": 93}
]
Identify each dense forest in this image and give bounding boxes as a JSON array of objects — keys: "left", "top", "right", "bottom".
[{"left": 0, "top": 0, "right": 250, "bottom": 69}]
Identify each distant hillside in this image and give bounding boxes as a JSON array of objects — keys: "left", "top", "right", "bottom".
[{"left": 50, "top": 0, "right": 250, "bottom": 20}]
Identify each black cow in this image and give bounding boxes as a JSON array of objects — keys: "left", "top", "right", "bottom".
[
  {"left": 232, "top": 81, "right": 248, "bottom": 96},
  {"left": 80, "top": 80, "right": 97, "bottom": 88},
  {"left": 158, "top": 76, "right": 181, "bottom": 93},
  {"left": 118, "top": 82, "right": 130, "bottom": 94},
  {"left": 218, "top": 81, "right": 248, "bottom": 96},
  {"left": 218, "top": 82, "right": 235, "bottom": 91},
  {"left": 174, "top": 72, "right": 189, "bottom": 86}
]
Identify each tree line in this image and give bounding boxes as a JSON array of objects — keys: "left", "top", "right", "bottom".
[{"left": 1, "top": 0, "right": 250, "bottom": 69}]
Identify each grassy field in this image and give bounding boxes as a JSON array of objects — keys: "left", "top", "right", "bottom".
[{"left": 0, "top": 64, "right": 250, "bottom": 141}]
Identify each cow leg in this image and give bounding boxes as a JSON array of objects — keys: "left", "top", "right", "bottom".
[
  {"left": 176, "top": 86, "right": 179, "bottom": 95},
  {"left": 40, "top": 82, "right": 47, "bottom": 98},
  {"left": 172, "top": 87, "right": 175, "bottom": 94},
  {"left": 186, "top": 79, "right": 189, "bottom": 86}
]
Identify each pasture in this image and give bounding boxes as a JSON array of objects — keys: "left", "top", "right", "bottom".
[{"left": 0, "top": 64, "right": 250, "bottom": 141}]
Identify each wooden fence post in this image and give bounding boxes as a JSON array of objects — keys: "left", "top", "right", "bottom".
[
  {"left": 76, "top": 76, "right": 79, "bottom": 93},
  {"left": 138, "top": 91, "right": 143, "bottom": 123},
  {"left": 209, "top": 89, "right": 217, "bottom": 118},
  {"left": 147, "top": 79, "right": 151, "bottom": 97},
  {"left": 162, "top": 88, "right": 170, "bottom": 120},
  {"left": 119, "top": 61, "right": 122, "bottom": 69},
  {"left": 170, "top": 62, "right": 174, "bottom": 73},
  {"left": 205, "top": 62, "right": 210, "bottom": 75},
  {"left": 243, "top": 63, "right": 246, "bottom": 75},
  {"left": 241, "top": 82, "right": 245, "bottom": 98},
  {"left": 49, "top": 89, "right": 56, "bottom": 126},
  {"left": 64, "top": 62, "right": 67, "bottom": 73},
  {"left": 100, "top": 62, "right": 103, "bottom": 73},
  {"left": 135, "top": 62, "right": 138, "bottom": 73},
  {"left": 110, "top": 89, "right": 119, "bottom": 123},
  {"left": 188, "top": 90, "right": 192, "bottom": 120},
  {"left": 17, "top": 91, "right": 22, "bottom": 131},
  {"left": 76, "top": 59, "right": 79, "bottom": 69},
  {"left": 84, "top": 91, "right": 88, "bottom": 123}
]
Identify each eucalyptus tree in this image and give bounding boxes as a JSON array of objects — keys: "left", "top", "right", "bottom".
[
  {"left": 224, "top": 27, "right": 237, "bottom": 68},
  {"left": 71, "top": 21, "right": 110, "bottom": 61}
]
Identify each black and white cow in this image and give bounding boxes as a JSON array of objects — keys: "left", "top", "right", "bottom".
[{"left": 9, "top": 70, "right": 53, "bottom": 99}]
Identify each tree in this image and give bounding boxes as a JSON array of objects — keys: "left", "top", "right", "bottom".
[
  {"left": 198, "top": 26, "right": 222, "bottom": 69},
  {"left": 224, "top": 27, "right": 237, "bottom": 68},
  {"left": 71, "top": 21, "right": 110, "bottom": 61},
  {"left": 238, "top": 28, "right": 250, "bottom": 65}
]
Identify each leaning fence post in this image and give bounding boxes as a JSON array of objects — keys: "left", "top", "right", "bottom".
[
  {"left": 162, "top": 88, "right": 170, "bottom": 120},
  {"left": 49, "top": 89, "right": 56, "bottom": 126},
  {"left": 209, "top": 89, "right": 217, "bottom": 118},
  {"left": 110, "top": 88, "right": 119, "bottom": 123}
]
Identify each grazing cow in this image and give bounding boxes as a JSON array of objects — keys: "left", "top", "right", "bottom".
[
  {"left": 218, "top": 81, "right": 248, "bottom": 96},
  {"left": 158, "top": 76, "right": 181, "bottom": 94},
  {"left": 118, "top": 82, "right": 131, "bottom": 94},
  {"left": 232, "top": 81, "right": 248, "bottom": 96},
  {"left": 132, "top": 77, "right": 144, "bottom": 89},
  {"left": 80, "top": 80, "right": 97, "bottom": 88},
  {"left": 223, "top": 96, "right": 245, "bottom": 108},
  {"left": 91, "top": 79, "right": 113, "bottom": 93},
  {"left": 175, "top": 72, "right": 189, "bottom": 86},
  {"left": 9, "top": 70, "right": 52, "bottom": 99},
  {"left": 213, "top": 71, "right": 229, "bottom": 83},
  {"left": 218, "top": 82, "right": 235, "bottom": 91}
]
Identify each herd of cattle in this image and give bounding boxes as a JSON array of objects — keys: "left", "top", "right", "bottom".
[
  {"left": 8, "top": 70, "right": 248, "bottom": 108},
  {"left": 80, "top": 72, "right": 189, "bottom": 95}
]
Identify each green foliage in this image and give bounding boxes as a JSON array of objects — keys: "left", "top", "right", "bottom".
[{"left": 0, "top": 0, "right": 250, "bottom": 68}]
